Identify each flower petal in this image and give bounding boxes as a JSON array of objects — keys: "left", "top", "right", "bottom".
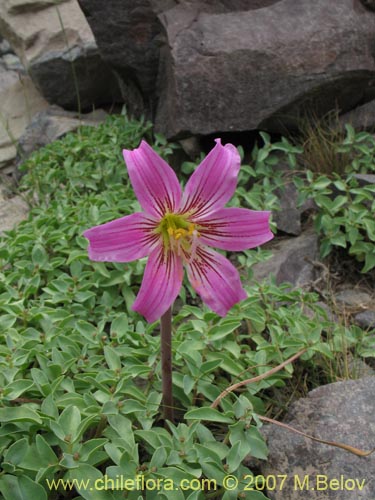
[
  {"left": 83, "top": 212, "right": 158, "bottom": 262},
  {"left": 180, "top": 139, "right": 241, "bottom": 217},
  {"left": 197, "top": 207, "right": 274, "bottom": 251},
  {"left": 186, "top": 246, "right": 247, "bottom": 317},
  {"left": 123, "top": 141, "right": 182, "bottom": 217},
  {"left": 132, "top": 247, "right": 184, "bottom": 322}
]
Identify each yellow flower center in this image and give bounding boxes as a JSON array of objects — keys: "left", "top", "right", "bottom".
[{"left": 156, "top": 213, "right": 200, "bottom": 260}]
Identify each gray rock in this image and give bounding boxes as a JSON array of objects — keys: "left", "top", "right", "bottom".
[
  {"left": 0, "top": 65, "right": 49, "bottom": 170},
  {"left": 273, "top": 181, "right": 315, "bottom": 236},
  {"left": 353, "top": 174, "right": 375, "bottom": 187},
  {"left": 355, "top": 310, "right": 375, "bottom": 329},
  {"left": 0, "top": 188, "right": 29, "bottom": 233},
  {"left": 28, "top": 45, "right": 120, "bottom": 110},
  {"left": 178, "top": 136, "right": 201, "bottom": 159},
  {"left": 335, "top": 290, "right": 372, "bottom": 308},
  {"left": 340, "top": 99, "right": 375, "bottom": 131},
  {"left": 152, "top": 0, "right": 282, "bottom": 14},
  {"left": 273, "top": 183, "right": 302, "bottom": 235},
  {"left": 343, "top": 355, "right": 374, "bottom": 378},
  {"left": 155, "top": 0, "right": 375, "bottom": 138},
  {"left": 4, "top": 0, "right": 69, "bottom": 14},
  {"left": 78, "top": 0, "right": 163, "bottom": 105},
  {"left": 17, "top": 105, "right": 107, "bottom": 162},
  {"left": 2, "top": 52, "right": 24, "bottom": 71},
  {"left": 77, "top": 0, "right": 281, "bottom": 112},
  {"left": 0, "top": 0, "right": 121, "bottom": 110},
  {"left": 251, "top": 228, "right": 319, "bottom": 287},
  {"left": 0, "top": 38, "right": 12, "bottom": 56},
  {"left": 360, "top": 0, "right": 375, "bottom": 12},
  {"left": 260, "top": 377, "right": 375, "bottom": 499}
]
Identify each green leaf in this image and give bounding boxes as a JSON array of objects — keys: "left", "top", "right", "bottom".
[
  {"left": 58, "top": 406, "right": 81, "bottom": 442},
  {"left": 104, "top": 346, "right": 121, "bottom": 371},
  {"left": 313, "top": 177, "right": 331, "bottom": 190},
  {"left": 183, "top": 375, "right": 195, "bottom": 396},
  {"left": 150, "top": 446, "right": 168, "bottom": 469},
  {"left": 333, "top": 179, "right": 347, "bottom": 191},
  {"left": 311, "top": 343, "right": 334, "bottom": 359},
  {"left": 226, "top": 441, "right": 244, "bottom": 473},
  {"left": 0, "top": 314, "right": 17, "bottom": 332},
  {"left": 362, "top": 251, "right": 375, "bottom": 273},
  {"left": 4, "top": 438, "right": 28, "bottom": 465},
  {"left": 185, "top": 408, "right": 234, "bottom": 424},
  {"left": 330, "top": 195, "right": 347, "bottom": 213},
  {"left": 320, "top": 239, "right": 332, "bottom": 258},
  {"left": 107, "top": 414, "right": 134, "bottom": 446},
  {"left": 0, "top": 407, "right": 42, "bottom": 424},
  {"left": 110, "top": 315, "right": 129, "bottom": 337},
  {"left": 64, "top": 464, "right": 115, "bottom": 500},
  {"left": 67, "top": 249, "right": 89, "bottom": 264},
  {"left": 246, "top": 426, "right": 268, "bottom": 460},
  {"left": 0, "top": 475, "right": 47, "bottom": 500},
  {"left": 31, "top": 245, "right": 48, "bottom": 267},
  {"left": 36, "top": 434, "right": 58, "bottom": 466},
  {"left": 208, "top": 321, "right": 241, "bottom": 340},
  {"left": 3, "top": 380, "right": 34, "bottom": 399},
  {"left": 257, "top": 148, "right": 269, "bottom": 163},
  {"left": 330, "top": 232, "right": 347, "bottom": 248}
]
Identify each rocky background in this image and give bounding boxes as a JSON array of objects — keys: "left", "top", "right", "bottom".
[
  {"left": 0, "top": 1, "right": 375, "bottom": 498},
  {"left": 2, "top": 0, "right": 375, "bottom": 175}
]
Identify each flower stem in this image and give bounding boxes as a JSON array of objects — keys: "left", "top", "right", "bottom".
[{"left": 160, "top": 307, "right": 174, "bottom": 423}]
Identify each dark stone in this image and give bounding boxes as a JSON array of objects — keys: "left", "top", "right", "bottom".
[
  {"left": 29, "top": 46, "right": 121, "bottom": 111},
  {"left": 251, "top": 228, "right": 319, "bottom": 287},
  {"left": 78, "top": 0, "right": 163, "bottom": 105},
  {"left": 335, "top": 290, "right": 372, "bottom": 308},
  {"left": 273, "top": 180, "right": 315, "bottom": 236},
  {"left": 355, "top": 310, "right": 375, "bottom": 329},
  {"left": 260, "top": 377, "right": 375, "bottom": 499},
  {"left": 360, "top": 0, "right": 375, "bottom": 12},
  {"left": 353, "top": 174, "right": 375, "bottom": 186},
  {"left": 77, "top": 0, "right": 282, "bottom": 112},
  {"left": 155, "top": 0, "right": 375, "bottom": 138},
  {"left": 340, "top": 99, "right": 375, "bottom": 131}
]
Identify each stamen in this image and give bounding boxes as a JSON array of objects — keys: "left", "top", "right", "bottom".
[
  {"left": 156, "top": 213, "right": 200, "bottom": 264},
  {"left": 174, "top": 229, "right": 186, "bottom": 240},
  {"left": 188, "top": 229, "right": 199, "bottom": 263}
]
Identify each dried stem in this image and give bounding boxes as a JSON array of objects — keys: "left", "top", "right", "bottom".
[
  {"left": 211, "top": 348, "right": 307, "bottom": 409},
  {"left": 161, "top": 307, "right": 174, "bottom": 423},
  {"left": 257, "top": 414, "right": 375, "bottom": 457},
  {"left": 210, "top": 344, "right": 374, "bottom": 457}
]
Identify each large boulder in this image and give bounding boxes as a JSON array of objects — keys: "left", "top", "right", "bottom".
[
  {"left": 0, "top": 0, "right": 120, "bottom": 110},
  {"left": 3, "top": 0, "right": 69, "bottom": 14},
  {"left": 251, "top": 228, "right": 319, "bottom": 287},
  {"left": 0, "top": 64, "right": 48, "bottom": 172},
  {"left": 78, "top": 0, "right": 163, "bottom": 105},
  {"left": 77, "top": 0, "right": 280, "bottom": 113},
  {"left": 340, "top": 98, "right": 375, "bottom": 131},
  {"left": 0, "top": 188, "right": 29, "bottom": 234},
  {"left": 260, "top": 377, "right": 375, "bottom": 499},
  {"left": 155, "top": 0, "right": 375, "bottom": 138}
]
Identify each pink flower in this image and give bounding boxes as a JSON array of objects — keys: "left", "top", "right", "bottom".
[{"left": 84, "top": 139, "right": 273, "bottom": 322}]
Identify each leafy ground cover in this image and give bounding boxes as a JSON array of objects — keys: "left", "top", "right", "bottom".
[{"left": 0, "top": 115, "right": 374, "bottom": 500}]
